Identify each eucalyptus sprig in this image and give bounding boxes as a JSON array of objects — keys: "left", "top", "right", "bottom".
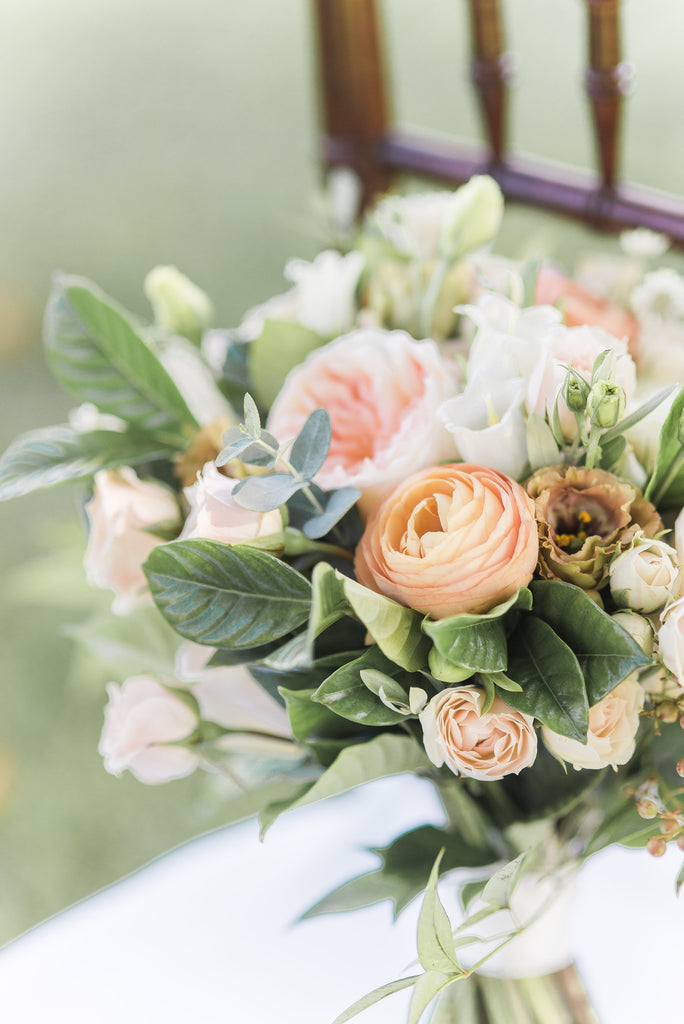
[{"left": 216, "top": 394, "right": 360, "bottom": 541}]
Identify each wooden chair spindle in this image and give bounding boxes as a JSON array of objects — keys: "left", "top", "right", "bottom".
[{"left": 467, "top": 0, "right": 513, "bottom": 165}]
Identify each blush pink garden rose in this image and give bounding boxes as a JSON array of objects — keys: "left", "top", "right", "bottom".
[
  {"left": 99, "top": 675, "right": 198, "bottom": 784},
  {"left": 354, "top": 463, "right": 538, "bottom": 618},
  {"left": 180, "top": 462, "right": 283, "bottom": 545},
  {"left": 542, "top": 675, "right": 644, "bottom": 770},
  {"left": 534, "top": 264, "right": 639, "bottom": 355},
  {"left": 419, "top": 685, "right": 538, "bottom": 781},
  {"left": 84, "top": 468, "right": 181, "bottom": 614},
  {"left": 267, "top": 328, "right": 457, "bottom": 517}
]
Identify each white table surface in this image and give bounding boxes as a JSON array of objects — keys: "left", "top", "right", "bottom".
[{"left": 1, "top": 775, "right": 683, "bottom": 1024}]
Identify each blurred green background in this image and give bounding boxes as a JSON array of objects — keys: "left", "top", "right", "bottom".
[{"left": 1, "top": 0, "right": 684, "bottom": 944}]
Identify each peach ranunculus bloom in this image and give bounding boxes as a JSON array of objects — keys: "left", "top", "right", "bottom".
[
  {"left": 267, "top": 328, "right": 457, "bottom": 518},
  {"left": 84, "top": 467, "right": 181, "bottom": 614},
  {"left": 99, "top": 675, "right": 199, "bottom": 784},
  {"left": 542, "top": 674, "right": 644, "bottom": 771},
  {"left": 354, "top": 463, "right": 538, "bottom": 619},
  {"left": 179, "top": 461, "right": 283, "bottom": 545},
  {"left": 419, "top": 685, "right": 538, "bottom": 781},
  {"left": 534, "top": 264, "right": 639, "bottom": 355}
]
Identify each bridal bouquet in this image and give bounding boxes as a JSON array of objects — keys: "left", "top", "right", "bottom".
[{"left": 3, "top": 175, "right": 684, "bottom": 1022}]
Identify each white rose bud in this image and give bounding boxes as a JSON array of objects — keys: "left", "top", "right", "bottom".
[
  {"left": 144, "top": 265, "right": 214, "bottom": 345},
  {"left": 180, "top": 462, "right": 283, "bottom": 546},
  {"left": 84, "top": 468, "right": 181, "bottom": 614},
  {"left": 542, "top": 675, "right": 644, "bottom": 771},
  {"left": 99, "top": 675, "right": 198, "bottom": 784},
  {"left": 609, "top": 538, "right": 681, "bottom": 613},
  {"left": 611, "top": 610, "right": 655, "bottom": 655},
  {"left": 658, "top": 597, "right": 684, "bottom": 687}
]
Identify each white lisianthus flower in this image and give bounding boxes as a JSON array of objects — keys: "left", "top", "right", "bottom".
[
  {"left": 84, "top": 468, "right": 181, "bottom": 614},
  {"left": 657, "top": 597, "right": 684, "bottom": 687},
  {"left": 180, "top": 462, "right": 283, "bottom": 546},
  {"left": 99, "top": 675, "right": 198, "bottom": 784},
  {"left": 419, "top": 685, "right": 537, "bottom": 781},
  {"left": 542, "top": 675, "right": 644, "bottom": 771},
  {"left": 176, "top": 643, "right": 291, "bottom": 737},
  {"left": 609, "top": 538, "right": 681, "bottom": 613},
  {"left": 235, "top": 249, "right": 364, "bottom": 341}
]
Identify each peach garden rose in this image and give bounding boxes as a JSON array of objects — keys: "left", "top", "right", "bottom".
[
  {"left": 267, "top": 327, "right": 456, "bottom": 517},
  {"left": 354, "top": 462, "right": 538, "bottom": 619},
  {"left": 419, "top": 685, "right": 538, "bottom": 781}
]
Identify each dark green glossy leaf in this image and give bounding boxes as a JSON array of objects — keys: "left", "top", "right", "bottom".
[
  {"left": 500, "top": 741, "right": 602, "bottom": 822},
  {"left": 278, "top": 687, "right": 362, "bottom": 744},
  {"left": 531, "top": 579, "right": 650, "bottom": 704},
  {"left": 144, "top": 540, "right": 311, "bottom": 648},
  {"left": 422, "top": 589, "right": 531, "bottom": 675},
  {"left": 45, "top": 276, "right": 197, "bottom": 437},
  {"left": 313, "top": 646, "right": 413, "bottom": 727},
  {"left": 644, "top": 385, "right": 684, "bottom": 508},
  {"left": 502, "top": 616, "right": 589, "bottom": 742},
  {"left": 343, "top": 576, "right": 431, "bottom": 672},
  {"left": 0, "top": 424, "right": 176, "bottom": 501}
]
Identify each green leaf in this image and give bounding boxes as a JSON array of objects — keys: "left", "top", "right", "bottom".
[
  {"left": 307, "top": 562, "right": 351, "bottom": 646},
  {"left": 330, "top": 975, "right": 423, "bottom": 1024},
  {"left": 500, "top": 741, "right": 603, "bottom": 822},
  {"left": 289, "top": 408, "right": 331, "bottom": 479},
  {"left": 480, "top": 671, "right": 522, "bottom": 694},
  {"left": 644, "top": 385, "right": 684, "bottom": 508},
  {"left": 248, "top": 318, "right": 325, "bottom": 409},
  {"left": 676, "top": 862, "right": 684, "bottom": 897},
  {"left": 502, "top": 616, "right": 589, "bottom": 742},
  {"left": 530, "top": 580, "right": 650, "bottom": 705},
  {"left": 144, "top": 540, "right": 311, "bottom": 648},
  {"left": 408, "top": 972, "right": 462, "bottom": 1024},
  {"left": 360, "top": 669, "right": 410, "bottom": 708},
  {"left": 428, "top": 648, "right": 474, "bottom": 683},
  {"left": 313, "top": 647, "right": 413, "bottom": 727},
  {"left": 243, "top": 392, "right": 261, "bottom": 437},
  {"left": 64, "top": 607, "right": 179, "bottom": 679},
  {"left": 342, "top": 575, "right": 431, "bottom": 672},
  {"left": 0, "top": 424, "right": 176, "bottom": 501},
  {"left": 278, "top": 687, "right": 361, "bottom": 744},
  {"left": 602, "top": 385, "right": 677, "bottom": 442},
  {"left": 429, "top": 979, "right": 479, "bottom": 1024},
  {"left": 423, "top": 589, "right": 531, "bottom": 676},
  {"left": 584, "top": 800, "right": 662, "bottom": 856},
  {"left": 526, "top": 412, "right": 560, "bottom": 472},
  {"left": 481, "top": 852, "right": 526, "bottom": 909},
  {"left": 417, "top": 850, "right": 462, "bottom": 973},
  {"left": 599, "top": 433, "right": 627, "bottom": 471},
  {"left": 44, "top": 276, "right": 197, "bottom": 438},
  {"left": 259, "top": 733, "right": 431, "bottom": 834}
]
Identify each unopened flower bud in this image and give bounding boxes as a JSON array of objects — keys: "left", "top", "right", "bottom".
[
  {"left": 677, "top": 759, "right": 684, "bottom": 778},
  {"left": 439, "top": 175, "right": 504, "bottom": 261},
  {"left": 563, "top": 373, "right": 590, "bottom": 413},
  {"left": 586, "top": 380, "right": 626, "bottom": 429},
  {"left": 637, "top": 799, "right": 659, "bottom": 819},
  {"left": 611, "top": 611, "right": 655, "bottom": 655},
  {"left": 647, "top": 836, "right": 667, "bottom": 857},
  {"left": 657, "top": 701, "right": 680, "bottom": 724},
  {"left": 144, "top": 265, "right": 214, "bottom": 345}
]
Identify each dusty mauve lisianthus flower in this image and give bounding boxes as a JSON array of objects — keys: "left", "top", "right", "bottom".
[
  {"left": 99, "top": 675, "right": 198, "bottom": 785},
  {"left": 267, "top": 328, "right": 456, "bottom": 517},
  {"left": 542, "top": 675, "right": 644, "bottom": 770},
  {"left": 180, "top": 462, "right": 282, "bottom": 545},
  {"left": 419, "top": 685, "right": 538, "bottom": 781},
  {"left": 84, "top": 468, "right": 181, "bottom": 614},
  {"left": 354, "top": 463, "right": 538, "bottom": 618},
  {"left": 525, "top": 465, "right": 662, "bottom": 592}
]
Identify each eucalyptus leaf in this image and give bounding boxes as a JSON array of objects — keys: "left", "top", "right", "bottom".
[
  {"left": 144, "top": 540, "right": 311, "bottom": 648},
  {"left": 502, "top": 616, "right": 589, "bottom": 742},
  {"left": 289, "top": 408, "right": 331, "bottom": 479},
  {"left": 0, "top": 424, "right": 175, "bottom": 501},
  {"left": 248, "top": 319, "right": 325, "bottom": 408},
  {"left": 530, "top": 580, "right": 650, "bottom": 705},
  {"left": 342, "top": 575, "right": 431, "bottom": 672},
  {"left": 45, "top": 276, "right": 197, "bottom": 438},
  {"left": 243, "top": 392, "right": 261, "bottom": 437},
  {"left": 301, "top": 486, "right": 361, "bottom": 540},
  {"left": 232, "top": 473, "right": 306, "bottom": 511}
]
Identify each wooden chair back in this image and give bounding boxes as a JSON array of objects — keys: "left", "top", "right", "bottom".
[{"left": 312, "top": 0, "right": 684, "bottom": 244}]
